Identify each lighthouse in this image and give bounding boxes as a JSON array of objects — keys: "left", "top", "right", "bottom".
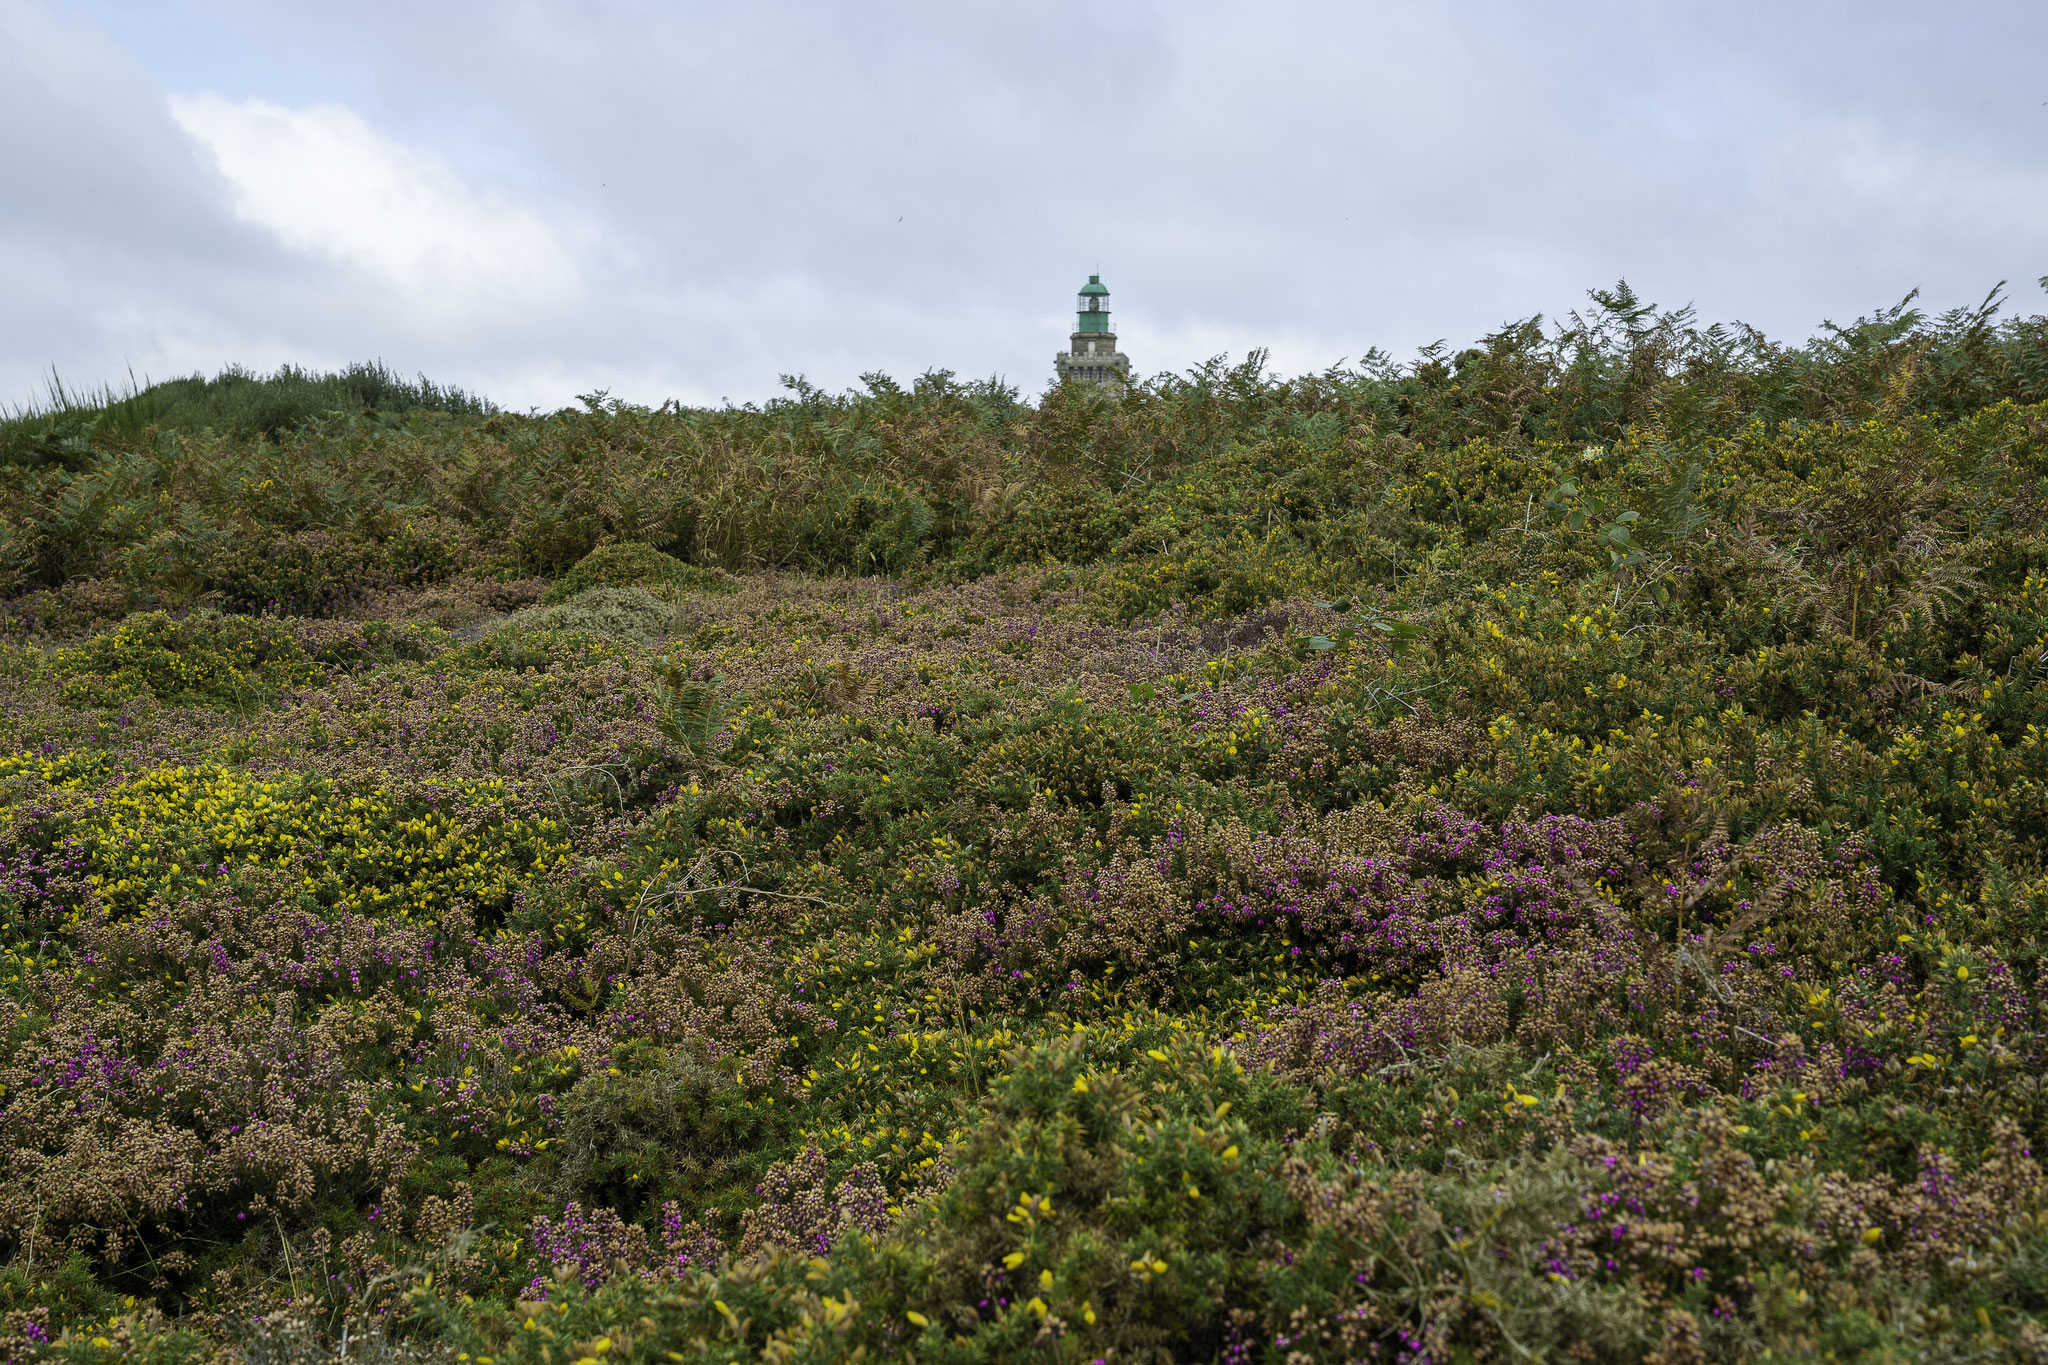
[{"left": 1054, "top": 275, "right": 1132, "bottom": 390}]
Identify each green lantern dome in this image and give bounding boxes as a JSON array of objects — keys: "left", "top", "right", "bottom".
[{"left": 1075, "top": 275, "right": 1113, "bottom": 333}]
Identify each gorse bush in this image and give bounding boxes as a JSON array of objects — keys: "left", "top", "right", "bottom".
[
  {"left": 48, "top": 610, "right": 321, "bottom": 707},
  {"left": 37, "top": 611, "right": 445, "bottom": 709},
  {"left": 2, "top": 281, "right": 2048, "bottom": 1362}
]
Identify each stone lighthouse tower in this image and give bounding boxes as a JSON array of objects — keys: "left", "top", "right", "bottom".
[{"left": 1054, "top": 274, "right": 1131, "bottom": 389}]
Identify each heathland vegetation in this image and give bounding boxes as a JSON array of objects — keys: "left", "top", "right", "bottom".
[{"left": 1, "top": 280, "right": 2047, "bottom": 1361}]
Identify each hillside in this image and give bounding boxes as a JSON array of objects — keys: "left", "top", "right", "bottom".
[{"left": 1, "top": 282, "right": 2047, "bottom": 1362}]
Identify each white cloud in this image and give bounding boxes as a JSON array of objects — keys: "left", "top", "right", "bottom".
[{"left": 167, "top": 92, "right": 580, "bottom": 316}]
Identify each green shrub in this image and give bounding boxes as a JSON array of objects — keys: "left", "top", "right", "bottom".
[
  {"left": 204, "top": 514, "right": 478, "bottom": 616},
  {"left": 544, "top": 1046, "right": 780, "bottom": 1221},
  {"left": 543, "top": 542, "right": 739, "bottom": 605},
  {"left": 1089, "top": 531, "right": 1332, "bottom": 621}
]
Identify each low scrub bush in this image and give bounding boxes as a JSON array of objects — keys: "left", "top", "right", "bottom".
[
  {"left": 543, "top": 543, "right": 739, "bottom": 605},
  {"left": 502, "top": 586, "right": 680, "bottom": 644}
]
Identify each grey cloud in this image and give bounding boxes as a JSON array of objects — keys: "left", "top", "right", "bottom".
[
  {"left": 0, "top": 2, "right": 231, "bottom": 252},
  {"left": 5, "top": 0, "right": 2043, "bottom": 411}
]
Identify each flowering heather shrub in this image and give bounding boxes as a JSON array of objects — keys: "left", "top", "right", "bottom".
[
  {"left": 3, "top": 299, "right": 2048, "bottom": 1359},
  {"left": 527, "top": 1200, "right": 720, "bottom": 1292},
  {"left": 354, "top": 575, "right": 545, "bottom": 633},
  {"left": 734, "top": 1147, "right": 889, "bottom": 1258}
]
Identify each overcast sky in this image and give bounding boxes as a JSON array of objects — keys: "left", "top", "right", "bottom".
[{"left": 4, "top": 0, "right": 2044, "bottom": 412}]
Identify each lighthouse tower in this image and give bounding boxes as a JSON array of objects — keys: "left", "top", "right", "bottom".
[{"left": 1054, "top": 275, "right": 1131, "bottom": 389}]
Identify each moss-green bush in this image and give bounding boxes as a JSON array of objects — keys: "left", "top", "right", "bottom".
[
  {"left": 543, "top": 542, "right": 739, "bottom": 604},
  {"left": 500, "top": 585, "right": 679, "bottom": 643}
]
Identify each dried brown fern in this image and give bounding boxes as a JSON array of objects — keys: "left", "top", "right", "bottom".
[{"left": 1737, "top": 468, "right": 1977, "bottom": 644}]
